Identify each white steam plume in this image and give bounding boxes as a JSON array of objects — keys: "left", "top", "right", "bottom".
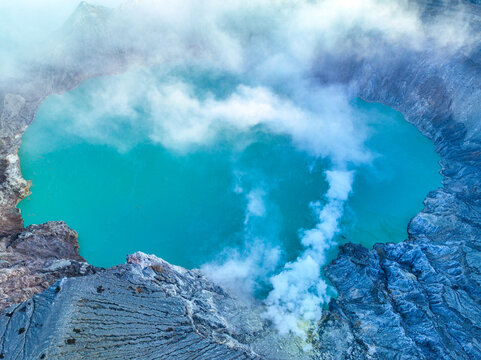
[
  {"left": 202, "top": 186, "right": 280, "bottom": 302},
  {"left": 264, "top": 170, "right": 354, "bottom": 335},
  {"left": 1, "top": 0, "right": 477, "bottom": 79}
]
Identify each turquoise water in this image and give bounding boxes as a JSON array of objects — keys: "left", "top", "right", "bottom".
[{"left": 18, "top": 75, "right": 441, "bottom": 269}]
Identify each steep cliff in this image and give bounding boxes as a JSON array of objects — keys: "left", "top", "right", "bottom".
[{"left": 314, "top": 7, "right": 481, "bottom": 356}]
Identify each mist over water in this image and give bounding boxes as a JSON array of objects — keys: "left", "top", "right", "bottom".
[
  {"left": 5, "top": 0, "right": 463, "bottom": 339},
  {"left": 18, "top": 68, "right": 441, "bottom": 337}
]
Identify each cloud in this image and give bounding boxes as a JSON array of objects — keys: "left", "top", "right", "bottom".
[
  {"left": 37, "top": 71, "right": 370, "bottom": 169},
  {"left": 2, "top": 0, "right": 477, "bottom": 80},
  {"left": 148, "top": 81, "right": 369, "bottom": 164}
]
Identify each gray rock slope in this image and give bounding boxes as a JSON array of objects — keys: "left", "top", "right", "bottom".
[
  {"left": 2, "top": 1, "right": 481, "bottom": 359},
  {"left": 0, "top": 253, "right": 261, "bottom": 360}
]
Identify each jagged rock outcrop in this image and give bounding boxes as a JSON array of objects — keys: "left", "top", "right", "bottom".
[
  {"left": 313, "top": 2, "right": 481, "bottom": 359},
  {"left": 0, "top": 250, "right": 309, "bottom": 360},
  {"left": 0, "top": 222, "right": 97, "bottom": 311},
  {"left": 0, "top": 252, "right": 262, "bottom": 359}
]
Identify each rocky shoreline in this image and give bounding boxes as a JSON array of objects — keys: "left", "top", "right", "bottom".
[{"left": 1, "top": 1, "right": 481, "bottom": 359}]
